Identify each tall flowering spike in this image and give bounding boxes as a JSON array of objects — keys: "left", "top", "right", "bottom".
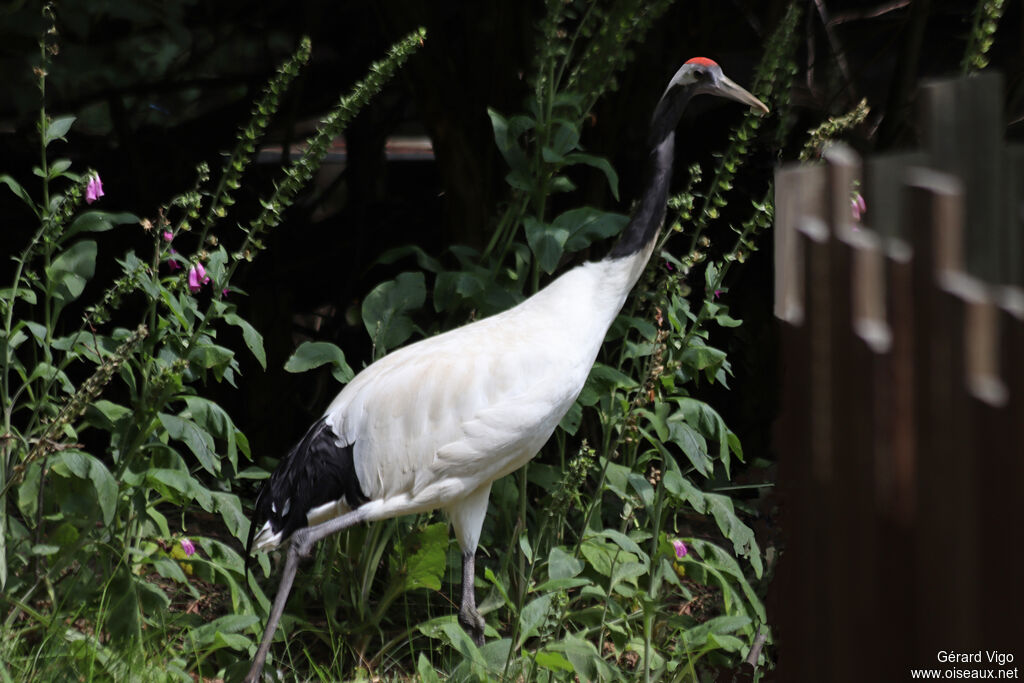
[
  {"left": 85, "top": 173, "right": 104, "bottom": 204},
  {"left": 187, "top": 263, "right": 210, "bottom": 292}
]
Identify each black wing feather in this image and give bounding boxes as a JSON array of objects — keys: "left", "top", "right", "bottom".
[{"left": 246, "top": 417, "right": 368, "bottom": 556}]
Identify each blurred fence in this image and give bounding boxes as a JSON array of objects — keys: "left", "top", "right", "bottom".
[{"left": 772, "top": 72, "right": 1024, "bottom": 682}]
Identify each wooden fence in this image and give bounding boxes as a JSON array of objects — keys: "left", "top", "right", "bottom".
[{"left": 772, "top": 72, "right": 1024, "bottom": 682}]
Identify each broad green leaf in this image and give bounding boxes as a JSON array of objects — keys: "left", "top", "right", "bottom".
[
  {"left": 558, "top": 400, "right": 582, "bottom": 435},
  {"left": 211, "top": 491, "right": 248, "bottom": 542},
  {"left": 579, "top": 362, "right": 637, "bottom": 406},
  {"left": 565, "top": 152, "right": 621, "bottom": 199},
  {"left": 0, "top": 174, "right": 37, "bottom": 214},
  {"left": 43, "top": 115, "right": 76, "bottom": 146},
  {"left": 0, "top": 287, "right": 37, "bottom": 305},
  {"left": 402, "top": 522, "right": 448, "bottom": 592},
  {"left": 283, "top": 340, "right": 353, "bottom": 382},
  {"left": 107, "top": 568, "right": 142, "bottom": 645},
  {"left": 188, "top": 343, "right": 235, "bottom": 372},
  {"left": 556, "top": 207, "right": 629, "bottom": 253},
  {"left": 548, "top": 546, "right": 583, "bottom": 580},
  {"left": 580, "top": 537, "right": 638, "bottom": 578},
  {"left": 183, "top": 396, "right": 234, "bottom": 441},
  {"left": 541, "top": 119, "right": 581, "bottom": 162},
  {"left": 46, "top": 240, "right": 97, "bottom": 303},
  {"left": 549, "top": 635, "right": 609, "bottom": 682},
  {"left": 681, "top": 344, "right": 728, "bottom": 372},
  {"left": 361, "top": 272, "right": 426, "bottom": 355},
  {"left": 417, "top": 654, "right": 442, "bottom": 683},
  {"left": 703, "top": 494, "right": 763, "bottom": 578},
  {"left": 53, "top": 451, "right": 118, "bottom": 526},
  {"left": 146, "top": 468, "right": 213, "bottom": 509},
  {"left": 524, "top": 216, "right": 569, "bottom": 274},
  {"left": 433, "top": 270, "right": 485, "bottom": 312},
  {"left": 535, "top": 650, "right": 574, "bottom": 672},
  {"left": 60, "top": 211, "right": 137, "bottom": 244},
  {"left": 668, "top": 419, "right": 711, "bottom": 477},
  {"left": 662, "top": 469, "right": 707, "bottom": 513},
  {"left": 190, "top": 614, "right": 260, "bottom": 649},
  {"left": 516, "top": 594, "right": 553, "bottom": 647},
  {"left": 487, "top": 108, "right": 530, "bottom": 173},
  {"left": 159, "top": 413, "right": 218, "bottom": 474}
]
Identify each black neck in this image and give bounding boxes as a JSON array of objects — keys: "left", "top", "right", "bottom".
[{"left": 608, "top": 87, "right": 692, "bottom": 259}]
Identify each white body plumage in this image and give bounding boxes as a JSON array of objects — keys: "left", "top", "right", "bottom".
[{"left": 252, "top": 240, "right": 652, "bottom": 553}]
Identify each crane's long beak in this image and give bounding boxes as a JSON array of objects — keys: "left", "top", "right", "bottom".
[{"left": 717, "top": 75, "right": 770, "bottom": 115}]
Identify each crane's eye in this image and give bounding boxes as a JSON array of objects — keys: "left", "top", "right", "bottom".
[{"left": 693, "top": 69, "right": 706, "bottom": 80}]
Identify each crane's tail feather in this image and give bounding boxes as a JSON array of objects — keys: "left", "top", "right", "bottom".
[{"left": 246, "top": 417, "right": 368, "bottom": 562}]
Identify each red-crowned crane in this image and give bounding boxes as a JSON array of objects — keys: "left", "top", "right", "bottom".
[{"left": 243, "top": 57, "right": 767, "bottom": 682}]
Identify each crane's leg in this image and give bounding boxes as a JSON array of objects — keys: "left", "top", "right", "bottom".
[
  {"left": 447, "top": 483, "right": 492, "bottom": 646},
  {"left": 459, "top": 549, "right": 486, "bottom": 646},
  {"left": 245, "top": 507, "right": 368, "bottom": 683}
]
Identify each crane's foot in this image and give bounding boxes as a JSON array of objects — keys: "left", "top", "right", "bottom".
[{"left": 458, "top": 604, "right": 486, "bottom": 646}]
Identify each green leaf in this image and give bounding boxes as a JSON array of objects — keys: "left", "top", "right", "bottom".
[
  {"left": 535, "top": 650, "right": 574, "bottom": 672},
  {"left": 681, "top": 344, "right": 728, "bottom": 372},
  {"left": 0, "top": 174, "right": 37, "bottom": 214},
  {"left": 190, "top": 614, "right": 260, "bottom": 649},
  {"left": 516, "top": 594, "right": 553, "bottom": 647},
  {"left": 668, "top": 419, "right": 711, "bottom": 477},
  {"left": 146, "top": 468, "right": 212, "bottom": 509},
  {"left": 46, "top": 240, "right": 97, "bottom": 304},
  {"left": 402, "top": 522, "right": 448, "bottom": 592},
  {"left": 433, "top": 270, "right": 485, "bottom": 312},
  {"left": 417, "top": 654, "right": 442, "bottom": 683},
  {"left": 361, "top": 272, "right": 426, "bottom": 355},
  {"left": 53, "top": 451, "right": 118, "bottom": 526},
  {"left": 558, "top": 400, "right": 582, "bottom": 435},
  {"left": 548, "top": 546, "right": 584, "bottom": 580},
  {"left": 188, "top": 343, "right": 235, "bottom": 372},
  {"left": 578, "top": 362, "right": 637, "bottom": 406},
  {"left": 284, "top": 340, "right": 353, "bottom": 382},
  {"left": 44, "top": 115, "right": 76, "bottom": 146},
  {"left": 158, "top": 413, "right": 218, "bottom": 475},
  {"left": 565, "top": 152, "right": 621, "bottom": 200},
  {"left": 107, "top": 568, "right": 142, "bottom": 645},
  {"left": 703, "top": 494, "right": 763, "bottom": 578},
  {"left": 60, "top": 211, "right": 137, "bottom": 244},
  {"left": 0, "top": 287, "right": 37, "bottom": 306},
  {"left": 524, "top": 216, "right": 569, "bottom": 274},
  {"left": 488, "top": 108, "right": 531, "bottom": 173},
  {"left": 555, "top": 207, "right": 629, "bottom": 254},
  {"left": 47, "top": 158, "right": 72, "bottom": 179}
]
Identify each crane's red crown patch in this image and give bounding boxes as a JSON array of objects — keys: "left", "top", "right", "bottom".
[{"left": 685, "top": 57, "right": 718, "bottom": 68}]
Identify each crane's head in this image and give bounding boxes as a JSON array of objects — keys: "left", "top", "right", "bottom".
[{"left": 661, "top": 57, "right": 768, "bottom": 117}]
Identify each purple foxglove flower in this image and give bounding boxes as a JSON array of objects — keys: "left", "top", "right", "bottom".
[
  {"left": 167, "top": 248, "right": 181, "bottom": 272},
  {"left": 85, "top": 174, "right": 104, "bottom": 204},
  {"left": 162, "top": 230, "right": 173, "bottom": 242},
  {"left": 180, "top": 538, "right": 196, "bottom": 557},
  {"left": 187, "top": 263, "right": 210, "bottom": 292},
  {"left": 672, "top": 539, "right": 688, "bottom": 559},
  {"left": 851, "top": 193, "right": 866, "bottom": 222}
]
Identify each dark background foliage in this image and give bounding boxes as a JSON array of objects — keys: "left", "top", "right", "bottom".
[{"left": 0, "top": 0, "right": 1021, "bottom": 541}]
